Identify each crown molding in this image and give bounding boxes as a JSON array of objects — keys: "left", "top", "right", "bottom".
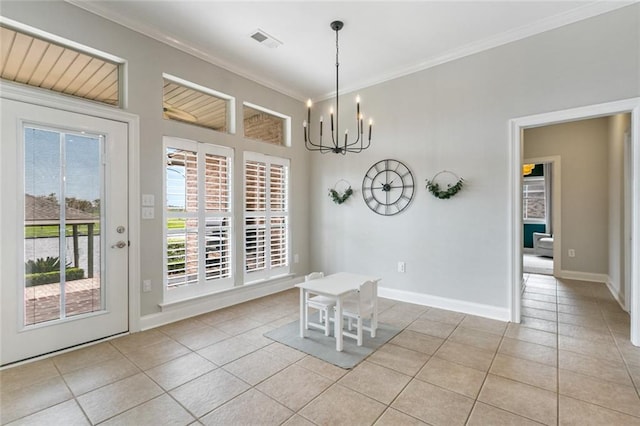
[
  {"left": 65, "top": 0, "right": 307, "bottom": 102},
  {"left": 66, "top": 0, "right": 634, "bottom": 103},
  {"left": 315, "top": 1, "right": 636, "bottom": 101}
]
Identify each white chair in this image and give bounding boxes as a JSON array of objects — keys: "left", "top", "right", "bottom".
[
  {"left": 304, "top": 272, "right": 335, "bottom": 336},
  {"left": 533, "top": 232, "right": 554, "bottom": 257},
  {"left": 337, "top": 280, "right": 377, "bottom": 346}
]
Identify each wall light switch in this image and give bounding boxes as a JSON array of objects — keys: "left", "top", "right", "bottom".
[
  {"left": 141, "top": 207, "right": 155, "bottom": 219},
  {"left": 142, "top": 194, "right": 155, "bottom": 206},
  {"left": 568, "top": 249, "right": 576, "bottom": 258},
  {"left": 398, "top": 261, "right": 406, "bottom": 273}
]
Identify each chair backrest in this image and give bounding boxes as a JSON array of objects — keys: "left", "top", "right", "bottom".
[
  {"left": 305, "top": 272, "right": 324, "bottom": 282},
  {"left": 357, "top": 281, "right": 375, "bottom": 314}
]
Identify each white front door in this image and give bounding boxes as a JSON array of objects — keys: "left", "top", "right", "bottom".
[{"left": 1, "top": 98, "right": 129, "bottom": 365}]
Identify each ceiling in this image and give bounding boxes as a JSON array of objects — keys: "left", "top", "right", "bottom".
[{"left": 68, "top": 1, "right": 632, "bottom": 102}]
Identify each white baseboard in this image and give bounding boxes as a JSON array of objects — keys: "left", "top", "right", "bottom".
[
  {"left": 378, "top": 287, "right": 510, "bottom": 322},
  {"left": 606, "top": 276, "right": 628, "bottom": 312},
  {"left": 139, "top": 276, "right": 302, "bottom": 330},
  {"left": 557, "top": 270, "right": 608, "bottom": 283}
]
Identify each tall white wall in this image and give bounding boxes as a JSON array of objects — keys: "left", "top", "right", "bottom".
[
  {"left": 1, "top": 1, "right": 311, "bottom": 317},
  {"left": 524, "top": 118, "right": 610, "bottom": 275},
  {"left": 310, "top": 5, "right": 639, "bottom": 317}
]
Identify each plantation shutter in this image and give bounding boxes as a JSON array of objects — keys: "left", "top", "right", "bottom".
[
  {"left": 269, "top": 163, "right": 288, "bottom": 268},
  {"left": 244, "top": 152, "right": 289, "bottom": 282},
  {"left": 203, "top": 151, "right": 232, "bottom": 281},
  {"left": 164, "top": 137, "right": 233, "bottom": 302}
]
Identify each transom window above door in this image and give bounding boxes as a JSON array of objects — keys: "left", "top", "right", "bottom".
[{"left": 0, "top": 24, "right": 123, "bottom": 106}]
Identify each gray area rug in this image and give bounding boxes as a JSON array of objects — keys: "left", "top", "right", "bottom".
[
  {"left": 264, "top": 318, "right": 401, "bottom": 369},
  {"left": 523, "top": 253, "right": 554, "bottom": 275}
]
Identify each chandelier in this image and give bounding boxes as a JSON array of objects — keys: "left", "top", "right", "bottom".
[{"left": 304, "top": 20, "right": 373, "bottom": 154}]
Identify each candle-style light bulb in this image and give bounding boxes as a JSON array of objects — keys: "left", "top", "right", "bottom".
[
  {"left": 306, "top": 99, "right": 312, "bottom": 108},
  {"left": 303, "top": 120, "right": 307, "bottom": 128},
  {"left": 330, "top": 107, "right": 334, "bottom": 131},
  {"left": 356, "top": 95, "right": 360, "bottom": 116}
]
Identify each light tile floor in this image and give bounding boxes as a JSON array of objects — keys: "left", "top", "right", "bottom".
[{"left": 2, "top": 274, "right": 639, "bottom": 425}]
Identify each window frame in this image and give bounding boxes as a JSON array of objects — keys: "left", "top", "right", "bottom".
[
  {"left": 243, "top": 151, "right": 290, "bottom": 284},
  {"left": 162, "top": 136, "right": 234, "bottom": 303},
  {"left": 522, "top": 175, "right": 547, "bottom": 224},
  {"left": 162, "top": 74, "right": 236, "bottom": 134},
  {"left": 0, "top": 18, "right": 125, "bottom": 107},
  {"left": 242, "top": 101, "right": 291, "bottom": 147}
]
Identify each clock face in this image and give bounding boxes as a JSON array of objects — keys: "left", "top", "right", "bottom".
[{"left": 362, "top": 159, "right": 415, "bottom": 216}]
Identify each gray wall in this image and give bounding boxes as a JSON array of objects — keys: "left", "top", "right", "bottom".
[
  {"left": 1, "top": 1, "right": 311, "bottom": 316},
  {"left": 310, "top": 5, "right": 639, "bottom": 311},
  {"left": 524, "top": 118, "right": 610, "bottom": 275}
]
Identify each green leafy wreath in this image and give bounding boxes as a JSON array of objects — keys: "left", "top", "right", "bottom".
[
  {"left": 329, "top": 186, "right": 353, "bottom": 204},
  {"left": 426, "top": 171, "right": 464, "bottom": 199}
]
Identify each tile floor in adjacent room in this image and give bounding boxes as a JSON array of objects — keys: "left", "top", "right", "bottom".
[{"left": 1, "top": 273, "right": 640, "bottom": 425}]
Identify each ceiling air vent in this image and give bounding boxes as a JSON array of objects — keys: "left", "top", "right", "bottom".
[{"left": 250, "top": 29, "right": 282, "bottom": 49}]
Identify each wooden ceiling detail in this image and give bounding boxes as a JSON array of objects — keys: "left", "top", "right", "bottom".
[
  {"left": 163, "top": 80, "right": 228, "bottom": 132},
  {"left": 0, "top": 26, "right": 120, "bottom": 105}
]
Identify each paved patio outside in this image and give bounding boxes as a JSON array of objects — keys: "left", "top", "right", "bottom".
[{"left": 24, "top": 278, "right": 102, "bottom": 325}]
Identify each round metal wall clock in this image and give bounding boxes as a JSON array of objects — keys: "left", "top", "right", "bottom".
[{"left": 362, "top": 159, "right": 415, "bottom": 216}]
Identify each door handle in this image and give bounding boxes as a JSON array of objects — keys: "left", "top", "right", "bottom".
[{"left": 111, "top": 241, "right": 127, "bottom": 249}]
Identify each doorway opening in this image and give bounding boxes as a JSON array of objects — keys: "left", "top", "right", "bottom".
[
  {"left": 522, "top": 160, "right": 557, "bottom": 277},
  {"left": 509, "top": 97, "right": 640, "bottom": 346}
]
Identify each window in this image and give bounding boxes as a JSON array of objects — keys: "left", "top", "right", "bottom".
[
  {"left": 244, "top": 152, "right": 289, "bottom": 283},
  {"left": 164, "top": 137, "right": 233, "bottom": 301},
  {"left": 243, "top": 102, "right": 290, "bottom": 146},
  {"left": 0, "top": 24, "right": 122, "bottom": 106},
  {"left": 163, "top": 74, "right": 235, "bottom": 133},
  {"left": 523, "top": 176, "right": 546, "bottom": 222}
]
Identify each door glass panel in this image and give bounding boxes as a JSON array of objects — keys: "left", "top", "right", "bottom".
[
  {"left": 23, "top": 126, "right": 103, "bottom": 326},
  {"left": 64, "top": 133, "right": 102, "bottom": 318}
]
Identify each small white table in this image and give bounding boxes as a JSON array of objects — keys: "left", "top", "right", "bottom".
[{"left": 295, "top": 272, "right": 381, "bottom": 351}]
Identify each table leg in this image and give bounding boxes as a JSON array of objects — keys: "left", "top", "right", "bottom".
[
  {"left": 299, "top": 288, "right": 306, "bottom": 338},
  {"left": 335, "top": 296, "right": 343, "bottom": 351}
]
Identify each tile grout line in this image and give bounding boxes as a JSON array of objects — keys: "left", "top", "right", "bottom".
[{"left": 598, "top": 295, "right": 640, "bottom": 401}]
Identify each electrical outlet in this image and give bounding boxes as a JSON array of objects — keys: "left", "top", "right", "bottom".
[
  {"left": 568, "top": 249, "right": 576, "bottom": 258},
  {"left": 142, "top": 279, "right": 152, "bottom": 292},
  {"left": 398, "top": 261, "right": 406, "bottom": 273}
]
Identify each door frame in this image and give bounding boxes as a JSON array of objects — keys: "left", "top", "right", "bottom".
[
  {"left": 522, "top": 156, "right": 561, "bottom": 278},
  {"left": 509, "top": 97, "right": 640, "bottom": 346},
  {"left": 0, "top": 81, "right": 141, "bottom": 335}
]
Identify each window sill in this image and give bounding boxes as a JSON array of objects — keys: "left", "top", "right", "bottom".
[{"left": 158, "top": 273, "right": 296, "bottom": 311}]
